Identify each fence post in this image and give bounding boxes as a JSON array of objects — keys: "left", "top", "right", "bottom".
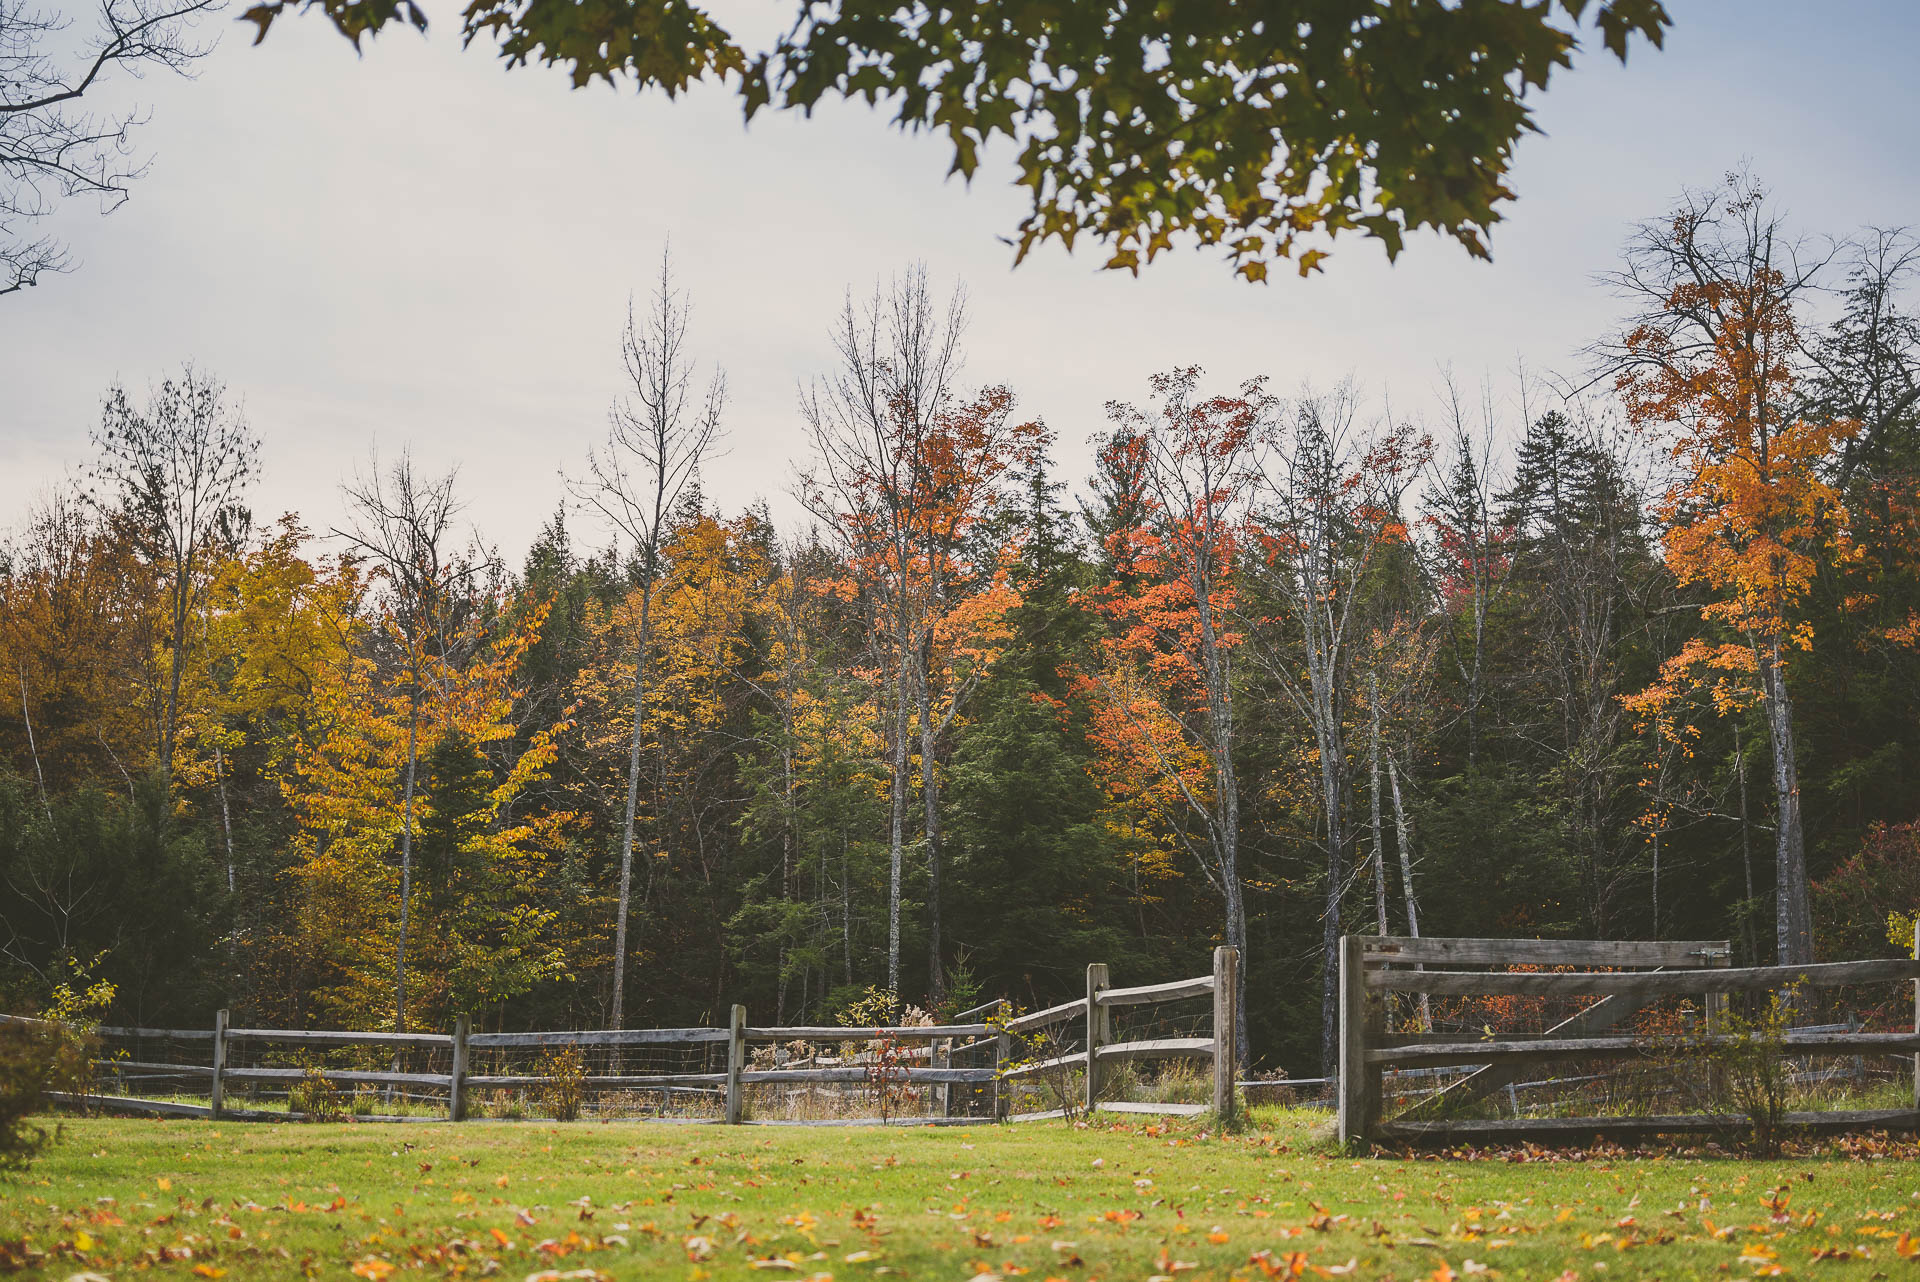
[
  {"left": 449, "top": 1015, "right": 470, "bottom": 1122},
  {"left": 993, "top": 1000, "right": 1011, "bottom": 1121},
  {"left": 725, "top": 1004, "right": 746, "bottom": 1125},
  {"left": 209, "top": 1009, "right": 228, "bottom": 1120},
  {"left": 1084, "top": 963, "right": 1110, "bottom": 1115},
  {"left": 1336, "top": 936, "right": 1369, "bottom": 1147},
  {"left": 1212, "top": 945, "right": 1239, "bottom": 1124},
  {"left": 1702, "top": 945, "right": 1731, "bottom": 1102},
  {"left": 935, "top": 1037, "right": 952, "bottom": 1118},
  {"left": 1911, "top": 919, "right": 1918, "bottom": 1116}
]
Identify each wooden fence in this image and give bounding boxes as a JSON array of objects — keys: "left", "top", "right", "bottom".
[
  {"left": 5, "top": 949, "right": 1236, "bottom": 1126},
  {"left": 1000, "top": 945, "right": 1237, "bottom": 1123},
  {"left": 1338, "top": 931, "right": 1920, "bottom": 1146}
]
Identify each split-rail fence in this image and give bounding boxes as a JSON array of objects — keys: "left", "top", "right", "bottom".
[
  {"left": 5, "top": 948, "right": 1238, "bottom": 1127},
  {"left": 1338, "top": 931, "right": 1920, "bottom": 1145}
]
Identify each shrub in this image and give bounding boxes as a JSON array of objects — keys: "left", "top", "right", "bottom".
[
  {"left": 0, "top": 1017, "right": 97, "bottom": 1172},
  {"left": 539, "top": 1045, "right": 586, "bottom": 1121},
  {"left": 288, "top": 1063, "right": 347, "bottom": 1121},
  {"left": 1813, "top": 822, "right": 1920, "bottom": 961},
  {"left": 1707, "top": 984, "right": 1798, "bottom": 1156},
  {"left": 1, "top": 964, "right": 113, "bottom": 1171}
]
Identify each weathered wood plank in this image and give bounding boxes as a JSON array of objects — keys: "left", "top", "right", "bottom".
[
  {"left": 1094, "top": 1036, "right": 1214, "bottom": 1062},
  {"left": 1369, "top": 1030, "right": 1920, "bottom": 1068},
  {"left": 1337, "top": 935, "right": 1369, "bottom": 1145},
  {"left": 1096, "top": 1101, "right": 1208, "bottom": 1116},
  {"left": 1007, "top": 1108, "right": 1070, "bottom": 1123},
  {"left": 1369, "top": 958, "right": 1920, "bottom": 997},
  {"left": 1085, "top": 963, "right": 1109, "bottom": 1113},
  {"left": 1380, "top": 1109, "right": 1920, "bottom": 1141},
  {"left": 1395, "top": 992, "right": 1642, "bottom": 1121},
  {"left": 1360, "top": 937, "right": 1730, "bottom": 968},
  {"left": 725, "top": 1005, "right": 746, "bottom": 1125},
  {"left": 92, "top": 1059, "right": 215, "bottom": 1075},
  {"left": 210, "top": 1009, "right": 228, "bottom": 1120},
  {"left": 463, "top": 1073, "right": 726, "bottom": 1087},
  {"left": 467, "top": 1028, "right": 726, "bottom": 1048},
  {"left": 1098, "top": 976, "right": 1214, "bottom": 1007},
  {"left": 742, "top": 1024, "right": 990, "bottom": 1040},
  {"left": 44, "top": 1093, "right": 283, "bottom": 1121},
  {"left": 1000, "top": 1050, "right": 1088, "bottom": 1080},
  {"left": 1213, "top": 945, "right": 1239, "bottom": 1123},
  {"left": 222, "top": 1067, "right": 450, "bottom": 1087},
  {"left": 227, "top": 1028, "right": 453, "bottom": 1048},
  {"left": 1005, "top": 999, "right": 1087, "bottom": 1034},
  {"left": 741, "top": 1067, "right": 996, "bottom": 1084}
]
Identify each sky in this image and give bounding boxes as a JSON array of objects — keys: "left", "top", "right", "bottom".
[{"left": 3, "top": 1, "right": 1918, "bottom": 560}]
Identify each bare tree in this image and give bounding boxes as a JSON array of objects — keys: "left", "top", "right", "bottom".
[
  {"left": 88, "top": 363, "right": 257, "bottom": 786},
  {"left": 1, "top": 0, "right": 218, "bottom": 295},
  {"left": 1242, "top": 386, "right": 1426, "bottom": 1075},
  {"left": 797, "top": 265, "right": 966, "bottom": 1003},
  {"left": 337, "top": 452, "right": 477, "bottom": 1034},
  {"left": 568, "top": 249, "right": 724, "bottom": 1029},
  {"left": 1801, "top": 226, "right": 1920, "bottom": 494},
  {"left": 1423, "top": 373, "right": 1513, "bottom": 766}
]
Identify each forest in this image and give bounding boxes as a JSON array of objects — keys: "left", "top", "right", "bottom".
[{"left": 4, "top": 172, "right": 1918, "bottom": 1079}]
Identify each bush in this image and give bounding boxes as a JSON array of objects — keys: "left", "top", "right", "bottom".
[
  {"left": 1706, "top": 985, "right": 1797, "bottom": 1157},
  {"left": 288, "top": 1063, "right": 347, "bottom": 1121},
  {"left": 1, "top": 964, "right": 113, "bottom": 1171},
  {"left": 0, "top": 1020, "right": 89, "bottom": 1172},
  {"left": 539, "top": 1045, "right": 586, "bottom": 1121},
  {"left": 1813, "top": 822, "right": 1920, "bottom": 961}
]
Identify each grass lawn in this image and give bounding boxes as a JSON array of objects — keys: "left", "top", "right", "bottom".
[{"left": 4, "top": 1109, "right": 1920, "bottom": 1280}]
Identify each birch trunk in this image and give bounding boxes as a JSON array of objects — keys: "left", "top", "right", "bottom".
[
  {"left": 608, "top": 577, "right": 655, "bottom": 1028},
  {"left": 1368, "top": 673, "right": 1388, "bottom": 936},
  {"left": 394, "top": 682, "right": 419, "bottom": 1034},
  {"left": 1388, "top": 756, "right": 1430, "bottom": 1030},
  {"left": 916, "top": 645, "right": 945, "bottom": 1001},
  {"left": 1760, "top": 639, "right": 1812, "bottom": 965}
]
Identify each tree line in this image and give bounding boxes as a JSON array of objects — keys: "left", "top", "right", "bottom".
[{"left": 4, "top": 175, "right": 1918, "bottom": 1076}]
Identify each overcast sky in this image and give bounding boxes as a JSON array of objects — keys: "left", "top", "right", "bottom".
[{"left": 4, "top": 1, "right": 1917, "bottom": 560}]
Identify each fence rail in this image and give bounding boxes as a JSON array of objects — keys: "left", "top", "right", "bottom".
[
  {"left": 7, "top": 949, "right": 1240, "bottom": 1127},
  {"left": 1338, "top": 931, "right": 1920, "bottom": 1146}
]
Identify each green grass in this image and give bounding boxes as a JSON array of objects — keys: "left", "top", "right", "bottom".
[{"left": 4, "top": 1108, "right": 1919, "bottom": 1280}]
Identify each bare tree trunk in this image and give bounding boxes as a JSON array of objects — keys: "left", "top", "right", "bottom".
[
  {"left": 917, "top": 643, "right": 944, "bottom": 1001},
  {"left": 609, "top": 580, "right": 655, "bottom": 1028},
  {"left": 1650, "top": 826, "right": 1660, "bottom": 937},
  {"left": 1388, "top": 756, "right": 1429, "bottom": 1030},
  {"left": 841, "top": 838, "right": 854, "bottom": 987},
  {"left": 395, "top": 686, "right": 419, "bottom": 1033},
  {"left": 776, "top": 710, "right": 796, "bottom": 1025},
  {"left": 1317, "top": 717, "right": 1345, "bottom": 1077},
  {"left": 160, "top": 584, "right": 190, "bottom": 786},
  {"left": 887, "top": 638, "right": 910, "bottom": 1000},
  {"left": 1735, "top": 722, "right": 1758, "bottom": 961},
  {"left": 1368, "top": 673, "right": 1388, "bottom": 936},
  {"left": 1760, "top": 640, "right": 1812, "bottom": 965},
  {"left": 213, "top": 741, "right": 236, "bottom": 896},
  {"left": 17, "top": 666, "right": 52, "bottom": 824}
]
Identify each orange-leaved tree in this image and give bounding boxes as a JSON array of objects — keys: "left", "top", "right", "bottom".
[
  {"left": 1085, "top": 366, "right": 1262, "bottom": 1064},
  {"left": 799, "top": 268, "right": 1044, "bottom": 1000},
  {"left": 1608, "top": 176, "right": 1856, "bottom": 965}
]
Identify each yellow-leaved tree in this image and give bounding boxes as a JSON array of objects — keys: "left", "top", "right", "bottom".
[{"left": 284, "top": 569, "right": 572, "bottom": 1031}]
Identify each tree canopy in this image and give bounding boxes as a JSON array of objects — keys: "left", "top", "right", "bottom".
[{"left": 240, "top": 0, "right": 1671, "bottom": 280}]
